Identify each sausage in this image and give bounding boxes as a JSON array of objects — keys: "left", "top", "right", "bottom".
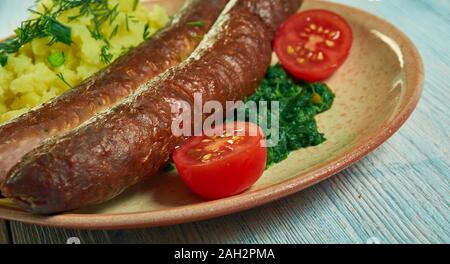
[
  {"left": 0, "top": 0, "right": 230, "bottom": 186},
  {"left": 2, "top": 0, "right": 302, "bottom": 214}
]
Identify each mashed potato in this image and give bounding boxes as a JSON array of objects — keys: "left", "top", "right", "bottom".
[{"left": 0, "top": 0, "right": 169, "bottom": 123}]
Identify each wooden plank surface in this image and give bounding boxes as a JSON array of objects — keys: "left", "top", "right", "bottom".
[
  {"left": 0, "top": 221, "right": 10, "bottom": 244},
  {"left": 3, "top": 0, "right": 450, "bottom": 244}
]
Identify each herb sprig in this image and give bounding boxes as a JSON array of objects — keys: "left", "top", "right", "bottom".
[
  {"left": 143, "top": 23, "right": 151, "bottom": 40},
  {"left": 56, "top": 72, "right": 73, "bottom": 88},
  {"left": 0, "top": 6, "right": 72, "bottom": 66},
  {"left": 53, "top": 0, "right": 120, "bottom": 64},
  {"left": 0, "top": 0, "right": 122, "bottom": 67},
  {"left": 187, "top": 20, "right": 205, "bottom": 27}
]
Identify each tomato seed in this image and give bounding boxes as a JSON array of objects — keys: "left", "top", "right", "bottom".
[
  {"left": 201, "top": 153, "right": 212, "bottom": 162},
  {"left": 287, "top": 45, "right": 295, "bottom": 54},
  {"left": 317, "top": 51, "right": 324, "bottom": 61},
  {"left": 326, "top": 40, "right": 335, "bottom": 47}
]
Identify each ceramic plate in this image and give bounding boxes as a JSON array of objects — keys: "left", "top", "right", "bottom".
[{"left": 0, "top": 0, "right": 423, "bottom": 229}]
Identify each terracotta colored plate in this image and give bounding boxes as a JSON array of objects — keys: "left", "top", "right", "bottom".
[{"left": 0, "top": 0, "right": 423, "bottom": 229}]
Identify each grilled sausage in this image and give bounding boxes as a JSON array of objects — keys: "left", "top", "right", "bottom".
[
  {"left": 2, "top": 0, "right": 302, "bottom": 214},
  {"left": 0, "top": 0, "right": 229, "bottom": 186}
]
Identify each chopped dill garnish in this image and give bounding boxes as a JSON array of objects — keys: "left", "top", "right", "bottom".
[
  {"left": 0, "top": 0, "right": 124, "bottom": 67},
  {"left": 132, "top": 0, "right": 139, "bottom": 11},
  {"left": 64, "top": 0, "right": 119, "bottom": 64},
  {"left": 0, "top": 6, "right": 72, "bottom": 67},
  {"left": 125, "top": 14, "right": 130, "bottom": 32},
  {"left": 100, "top": 45, "right": 113, "bottom": 64},
  {"left": 0, "top": 53, "right": 8, "bottom": 67},
  {"left": 128, "top": 15, "right": 139, "bottom": 23},
  {"left": 126, "top": 15, "right": 139, "bottom": 33},
  {"left": 187, "top": 20, "right": 205, "bottom": 27},
  {"left": 120, "top": 45, "right": 135, "bottom": 57},
  {"left": 109, "top": 24, "right": 119, "bottom": 39},
  {"left": 56, "top": 72, "right": 73, "bottom": 89},
  {"left": 143, "top": 23, "right": 151, "bottom": 40}
]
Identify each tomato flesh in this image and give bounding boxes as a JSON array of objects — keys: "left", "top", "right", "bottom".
[
  {"left": 274, "top": 9, "right": 353, "bottom": 82},
  {"left": 172, "top": 122, "right": 267, "bottom": 200}
]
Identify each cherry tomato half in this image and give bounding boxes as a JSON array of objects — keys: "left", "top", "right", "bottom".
[
  {"left": 172, "top": 122, "right": 267, "bottom": 200},
  {"left": 274, "top": 9, "right": 353, "bottom": 82}
]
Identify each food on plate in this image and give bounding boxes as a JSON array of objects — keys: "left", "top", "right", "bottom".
[
  {"left": 0, "top": 0, "right": 169, "bottom": 124},
  {"left": 273, "top": 9, "right": 353, "bottom": 81},
  {"left": 173, "top": 121, "right": 267, "bottom": 199},
  {"left": 0, "top": 0, "right": 230, "bottom": 186},
  {"left": 164, "top": 63, "right": 335, "bottom": 172},
  {"left": 242, "top": 64, "right": 334, "bottom": 167},
  {"left": 1, "top": 0, "right": 303, "bottom": 214}
]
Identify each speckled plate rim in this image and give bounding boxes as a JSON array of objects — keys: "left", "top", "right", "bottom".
[{"left": 0, "top": 0, "right": 424, "bottom": 230}]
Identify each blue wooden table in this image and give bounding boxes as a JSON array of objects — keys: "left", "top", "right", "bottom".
[{"left": 0, "top": 0, "right": 449, "bottom": 244}]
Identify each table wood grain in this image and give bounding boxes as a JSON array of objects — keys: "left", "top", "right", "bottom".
[
  {"left": 2, "top": 0, "right": 449, "bottom": 244},
  {"left": 0, "top": 221, "right": 10, "bottom": 244}
]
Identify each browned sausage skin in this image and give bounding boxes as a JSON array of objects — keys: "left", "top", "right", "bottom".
[
  {"left": 0, "top": 0, "right": 230, "bottom": 186},
  {"left": 2, "top": 0, "right": 302, "bottom": 214}
]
